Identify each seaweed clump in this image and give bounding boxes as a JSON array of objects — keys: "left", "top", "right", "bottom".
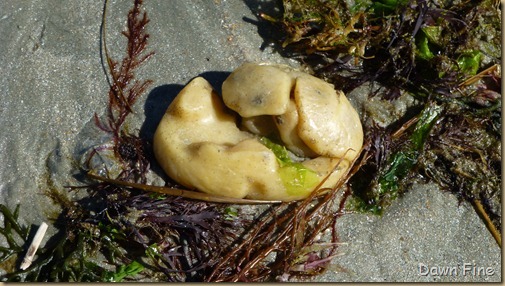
[{"left": 258, "top": 0, "right": 501, "bottom": 242}]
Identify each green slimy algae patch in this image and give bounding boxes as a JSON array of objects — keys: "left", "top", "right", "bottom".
[{"left": 259, "top": 137, "right": 319, "bottom": 196}]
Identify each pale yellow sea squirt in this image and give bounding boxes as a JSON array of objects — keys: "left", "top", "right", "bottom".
[{"left": 153, "top": 63, "right": 363, "bottom": 201}]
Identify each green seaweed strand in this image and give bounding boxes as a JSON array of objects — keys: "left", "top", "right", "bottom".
[{"left": 375, "top": 103, "right": 443, "bottom": 210}]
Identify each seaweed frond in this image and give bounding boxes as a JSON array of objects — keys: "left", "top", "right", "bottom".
[
  {"left": 0, "top": 204, "right": 31, "bottom": 274},
  {"left": 95, "top": 0, "right": 154, "bottom": 140}
]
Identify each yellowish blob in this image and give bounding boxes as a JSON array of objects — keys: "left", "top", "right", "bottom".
[{"left": 153, "top": 63, "right": 363, "bottom": 201}]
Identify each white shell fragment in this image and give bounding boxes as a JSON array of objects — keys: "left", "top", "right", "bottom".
[
  {"left": 153, "top": 63, "right": 364, "bottom": 201},
  {"left": 20, "top": 222, "right": 48, "bottom": 270}
]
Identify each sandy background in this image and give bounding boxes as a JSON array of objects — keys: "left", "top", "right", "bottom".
[{"left": 0, "top": 0, "right": 500, "bottom": 282}]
